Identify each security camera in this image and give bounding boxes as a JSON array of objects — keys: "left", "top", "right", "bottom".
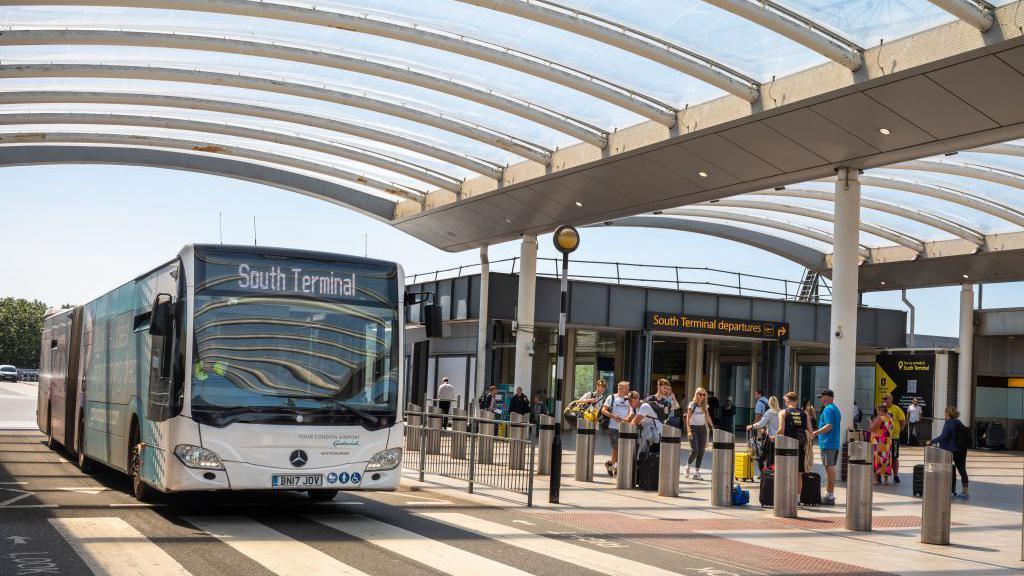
[
  {"left": 527, "top": 341, "right": 535, "bottom": 357},
  {"left": 835, "top": 327, "right": 843, "bottom": 338}
]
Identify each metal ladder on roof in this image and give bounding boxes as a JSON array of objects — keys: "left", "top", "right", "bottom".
[{"left": 797, "top": 268, "right": 822, "bottom": 302}]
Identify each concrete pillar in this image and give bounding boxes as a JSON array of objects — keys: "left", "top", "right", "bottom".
[
  {"left": 513, "top": 234, "right": 538, "bottom": 396},
  {"left": 958, "top": 284, "right": 974, "bottom": 425},
  {"left": 829, "top": 167, "right": 860, "bottom": 441},
  {"left": 687, "top": 337, "right": 705, "bottom": 398},
  {"left": 475, "top": 246, "right": 489, "bottom": 406}
]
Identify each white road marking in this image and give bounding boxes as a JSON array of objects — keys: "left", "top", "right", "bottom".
[
  {"left": 511, "top": 520, "right": 536, "bottom": 526},
  {"left": 49, "top": 517, "right": 192, "bottom": 576},
  {"left": 0, "top": 481, "right": 28, "bottom": 485},
  {"left": 0, "top": 487, "right": 33, "bottom": 507},
  {"left": 398, "top": 493, "right": 450, "bottom": 502},
  {"left": 2, "top": 504, "right": 58, "bottom": 509},
  {"left": 183, "top": 516, "right": 370, "bottom": 576},
  {"left": 308, "top": 514, "right": 533, "bottom": 576},
  {"left": 57, "top": 487, "right": 109, "bottom": 495},
  {"left": 402, "top": 501, "right": 454, "bottom": 506},
  {"left": 419, "top": 513, "right": 683, "bottom": 576}
]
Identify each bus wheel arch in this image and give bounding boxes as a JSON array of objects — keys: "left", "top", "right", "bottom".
[
  {"left": 45, "top": 403, "right": 56, "bottom": 450},
  {"left": 76, "top": 410, "right": 92, "bottom": 473}
]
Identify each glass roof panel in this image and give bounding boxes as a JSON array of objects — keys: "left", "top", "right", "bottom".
[{"left": 780, "top": 1, "right": 956, "bottom": 48}]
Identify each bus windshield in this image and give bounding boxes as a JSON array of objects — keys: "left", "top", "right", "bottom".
[{"left": 190, "top": 249, "right": 399, "bottom": 426}]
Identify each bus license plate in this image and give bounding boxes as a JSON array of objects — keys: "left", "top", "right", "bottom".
[{"left": 271, "top": 474, "right": 323, "bottom": 488}]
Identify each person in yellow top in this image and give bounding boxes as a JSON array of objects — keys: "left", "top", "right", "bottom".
[{"left": 882, "top": 393, "right": 907, "bottom": 483}]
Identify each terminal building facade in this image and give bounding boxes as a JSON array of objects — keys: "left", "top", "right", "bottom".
[{"left": 405, "top": 270, "right": 1024, "bottom": 449}]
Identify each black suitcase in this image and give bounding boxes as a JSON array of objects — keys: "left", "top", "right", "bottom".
[
  {"left": 986, "top": 421, "right": 1006, "bottom": 450},
  {"left": 800, "top": 472, "right": 822, "bottom": 506},
  {"left": 841, "top": 441, "right": 849, "bottom": 482},
  {"left": 636, "top": 450, "right": 660, "bottom": 491},
  {"left": 913, "top": 463, "right": 925, "bottom": 497},
  {"left": 759, "top": 473, "right": 774, "bottom": 507}
]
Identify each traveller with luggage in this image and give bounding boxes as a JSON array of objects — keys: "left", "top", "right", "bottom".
[
  {"left": 601, "top": 381, "right": 631, "bottom": 478},
  {"left": 685, "top": 387, "right": 714, "bottom": 480},
  {"left": 628, "top": 390, "right": 664, "bottom": 491},
  {"left": 869, "top": 404, "right": 894, "bottom": 484},
  {"left": 646, "top": 378, "right": 679, "bottom": 425},
  {"left": 746, "top": 395, "right": 779, "bottom": 479},
  {"left": 811, "top": 389, "right": 841, "bottom": 505},
  {"left": 927, "top": 405, "right": 970, "bottom": 498},
  {"left": 882, "top": 393, "right": 906, "bottom": 483},
  {"left": 777, "top": 391, "right": 814, "bottom": 502}
]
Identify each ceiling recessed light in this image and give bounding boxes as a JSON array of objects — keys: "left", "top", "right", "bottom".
[
  {"left": 575, "top": 201, "right": 583, "bottom": 207},
  {"left": 878, "top": 128, "right": 891, "bottom": 135},
  {"left": 504, "top": 218, "right": 512, "bottom": 224},
  {"left": 880, "top": 281, "right": 887, "bottom": 285},
  {"left": 962, "top": 274, "right": 970, "bottom": 279},
  {"left": 698, "top": 171, "right": 708, "bottom": 178}
]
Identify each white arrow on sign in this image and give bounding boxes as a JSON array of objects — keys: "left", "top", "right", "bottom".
[{"left": 6, "top": 536, "right": 29, "bottom": 544}]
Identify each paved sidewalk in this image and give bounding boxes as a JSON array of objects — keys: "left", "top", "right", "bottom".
[{"left": 404, "top": 431, "right": 1024, "bottom": 576}]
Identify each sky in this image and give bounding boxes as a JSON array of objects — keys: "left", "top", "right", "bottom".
[{"left": 5, "top": 164, "right": 1022, "bottom": 337}]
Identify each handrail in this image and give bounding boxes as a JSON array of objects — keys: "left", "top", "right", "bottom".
[{"left": 409, "top": 257, "right": 830, "bottom": 303}]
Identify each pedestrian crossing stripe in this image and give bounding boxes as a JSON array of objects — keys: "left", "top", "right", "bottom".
[
  {"left": 418, "top": 512, "right": 684, "bottom": 576},
  {"left": 49, "top": 517, "right": 191, "bottom": 576},
  {"left": 182, "top": 516, "right": 371, "bottom": 576},
  {"left": 308, "top": 514, "right": 533, "bottom": 576}
]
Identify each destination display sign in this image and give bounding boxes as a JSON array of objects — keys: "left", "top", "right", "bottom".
[
  {"left": 646, "top": 312, "right": 789, "bottom": 340},
  {"left": 195, "top": 249, "right": 397, "bottom": 305}
]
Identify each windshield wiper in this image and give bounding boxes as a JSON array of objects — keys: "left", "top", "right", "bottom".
[
  {"left": 264, "top": 395, "right": 381, "bottom": 425},
  {"left": 193, "top": 404, "right": 300, "bottom": 425},
  {"left": 328, "top": 400, "right": 380, "bottom": 425}
]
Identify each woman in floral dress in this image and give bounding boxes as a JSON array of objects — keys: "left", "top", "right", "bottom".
[{"left": 870, "top": 404, "right": 894, "bottom": 484}]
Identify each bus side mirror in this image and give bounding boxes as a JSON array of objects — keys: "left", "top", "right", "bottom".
[
  {"left": 423, "top": 304, "right": 443, "bottom": 338},
  {"left": 149, "top": 293, "right": 174, "bottom": 336}
]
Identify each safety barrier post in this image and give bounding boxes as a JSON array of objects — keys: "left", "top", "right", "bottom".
[
  {"left": 845, "top": 441, "right": 873, "bottom": 531},
  {"left": 537, "top": 414, "right": 554, "bottom": 475},
  {"left": 616, "top": 423, "right": 638, "bottom": 490},
  {"left": 922, "top": 446, "right": 953, "bottom": 545},
  {"left": 658, "top": 425, "right": 681, "bottom": 497},
  {"left": 575, "top": 418, "right": 595, "bottom": 482},
  {"left": 711, "top": 429, "right": 735, "bottom": 507},
  {"left": 773, "top": 435, "right": 799, "bottom": 518}
]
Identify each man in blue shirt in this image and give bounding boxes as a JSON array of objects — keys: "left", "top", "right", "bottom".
[{"left": 812, "top": 389, "right": 842, "bottom": 505}]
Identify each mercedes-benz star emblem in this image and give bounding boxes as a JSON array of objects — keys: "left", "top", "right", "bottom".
[{"left": 289, "top": 450, "right": 308, "bottom": 467}]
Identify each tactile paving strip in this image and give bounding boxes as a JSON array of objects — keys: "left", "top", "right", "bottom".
[{"left": 531, "top": 511, "right": 892, "bottom": 575}]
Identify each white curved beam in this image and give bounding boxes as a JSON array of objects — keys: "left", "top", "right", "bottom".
[
  {"left": 449, "top": 0, "right": 760, "bottom": 102},
  {"left": 0, "top": 28, "right": 608, "bottom": 148},
  {"left": 974, "top": 143, "right": 1024, "bottom": 158},
  {"left": 604, "top": 216, "right": 829, "bottom": 271},
  {"left": 0, "top": 0, "right": 678, "bottom": 126},
  {"left": 756, "top": 188, "right": 986, "bottom": 246},
  {"left": 0, "top": 111, "right": 462, "bottom": 192},
  {"left": 858, "top": 173, "right": 1024, "bottom": 228},
  {"left": 0, "top": 144, "right": 397, "bottom": 220},
  {"left": 925, "top": 0, "right": 994, "bottom": 31},
  {"left": 706, "top": 198, "right": 925, "bottom": 253},
  {"left": 887, "top": 159, "right": 1024, "bottom": 192},
  {"left": 0, "top": 131, "right": 425, "bottom": 200},
  {"left": 0, "top": 90, "right": 503, "bottom": 179},
  {"left": 700, "top": 0, "right": 863, "bottom": 70},
  {"left": 0, "top": 63, "right": 552, "bottom": 165},
  {"left": 662, "top": 207, "right": 871, "bottom": 258}
]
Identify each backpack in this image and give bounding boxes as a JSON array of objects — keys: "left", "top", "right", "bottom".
[
  {"left": 955, "top": 420, "right": 971, "bottom": 451},
  {"left": 732, "top": 484, "right": 750, "bottom": 506},
  {"left": 478, "top": 394, "right": 489, "bottom": 411}
]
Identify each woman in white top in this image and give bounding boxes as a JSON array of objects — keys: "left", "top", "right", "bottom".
[
  {"left": 685, "top": 387, "right": 714, "bottom": 480},
  {"left": 746, "top": 396, "right": 780, "bottom": 478}
]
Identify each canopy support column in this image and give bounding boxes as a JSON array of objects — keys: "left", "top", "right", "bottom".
[
  {"left": 475, "top": 246, "right": 490, "bottom": 406},
  {"left": 514, "top": 235, "right": 538, "bottom": 397},
  {"left": 829, "top": 168, "right": 860, "bottom": 441},
  {"left": 958, "top": 284, "right": 975, "bottom": 426}
]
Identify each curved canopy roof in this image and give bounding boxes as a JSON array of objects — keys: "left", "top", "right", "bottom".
[{"left": 2, "top": 0, "right": 1023, "bottom": 271}]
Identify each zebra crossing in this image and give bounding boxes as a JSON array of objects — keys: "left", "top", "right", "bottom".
[{"left": 40, "top": 509, "right": 702, "bottom": 576}]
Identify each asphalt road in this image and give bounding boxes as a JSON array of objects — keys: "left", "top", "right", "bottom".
[{"left": 0, "top": 385, "right": 750, "bottom": 576}]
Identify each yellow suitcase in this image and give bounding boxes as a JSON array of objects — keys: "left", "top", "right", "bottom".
[{"left": 735, "top": 450, "right": 754, "bottom": 482}]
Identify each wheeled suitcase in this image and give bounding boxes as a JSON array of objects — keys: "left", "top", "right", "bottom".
[
  {"left": 841, "top": 441, "right": 849, "bottom": 482},
  {"left": 759, "top": 473, "right": 774, "bottom": 507},
  {"left": 636, "top": 450, "right": 660, "bottom": 491},
  {"left": 986, "top": 421, "right": 1006, "bottom": 450},
  {"left": 913, "top": 463, "right": 924, "bottom": 497},
  {"left": 800, "top": 472, "right": 822, "bottom": 506},
  {"left": 735, "top": 450, "right": 754, "bottom": 482}
]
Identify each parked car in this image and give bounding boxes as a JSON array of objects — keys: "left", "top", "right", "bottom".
[{"left": 0, "top": 365, "right": 18, "bottom": 382}]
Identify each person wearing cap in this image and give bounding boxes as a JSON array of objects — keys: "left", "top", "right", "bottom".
[{"left": 811, "top": 389, "right": 842, "bottom": 505}]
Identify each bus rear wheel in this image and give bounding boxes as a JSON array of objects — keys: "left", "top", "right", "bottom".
[
  {"left": 76, "top": 415, "right": 93, "bottom": 473},
  {"left": 130, "top": 438, "right": 158, "bottom": 503},
  {"left": 45, "top": 406, "right": 57, "bottom": 450},
  {"left": 307, "top": 489, "right": 339, "bottom": 502}
]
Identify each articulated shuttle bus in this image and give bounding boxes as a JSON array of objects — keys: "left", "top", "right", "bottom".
[{"left": 37, "top": 245, "right": 404, "bottom": 502}]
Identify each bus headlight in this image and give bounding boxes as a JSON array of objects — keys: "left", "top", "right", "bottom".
[
  {"left": 174, "top": 444, "right": 225, "bottom": 470},
  {"left": 365, "top": 448, "right": 402, "bottom": 471}
]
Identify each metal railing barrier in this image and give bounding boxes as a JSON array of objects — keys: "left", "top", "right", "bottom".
[{"left": 403, "top": 408, "right": 536, "bottom": 506}]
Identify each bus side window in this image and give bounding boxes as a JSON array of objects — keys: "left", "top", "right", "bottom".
[{"left": 147, "top": 293, "right": 175, "bottom": 422}]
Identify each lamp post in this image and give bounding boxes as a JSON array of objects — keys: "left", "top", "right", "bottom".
[{"left": 550, "top": 225, "right": 579, "bottom": 504}]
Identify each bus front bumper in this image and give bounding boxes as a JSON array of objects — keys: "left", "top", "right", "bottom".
[{"left": 163, "top": 459, "right": 402, "bottom": 492}]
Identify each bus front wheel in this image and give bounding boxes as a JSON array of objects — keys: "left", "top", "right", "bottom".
[
  {"left": 307, "top": 490, "right": 339, "bottom": 502},
  {"left": 130, "top": 437, "right": 158, "bottom": 503}
]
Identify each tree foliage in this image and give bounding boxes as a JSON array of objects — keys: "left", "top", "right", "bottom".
[{"left": 0, "top": 298, "right": 49, "bottom": 368}]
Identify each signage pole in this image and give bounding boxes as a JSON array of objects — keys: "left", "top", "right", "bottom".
[{"left": 550, "top": 226, "right": 579, "bottom": 505}]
